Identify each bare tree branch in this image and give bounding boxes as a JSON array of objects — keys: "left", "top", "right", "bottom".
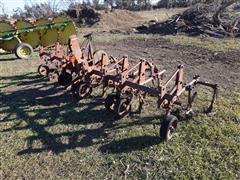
[{"left": 213, "top": 0, "right": 239, "bottom": 26}]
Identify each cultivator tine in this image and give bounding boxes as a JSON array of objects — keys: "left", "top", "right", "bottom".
[
  {"left": 208, "top": 83, "right": 218, "bottom": 113},
  {"left": 196, "top": 81, "right": 219, "bottom": 113}
]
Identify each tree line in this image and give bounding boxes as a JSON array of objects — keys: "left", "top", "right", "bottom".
[
  {"left": 0, "top": 0, "right": 239, "bottom": 19},
  {"left": 71, "top": 0, "right": 225, "bottom": 10}
]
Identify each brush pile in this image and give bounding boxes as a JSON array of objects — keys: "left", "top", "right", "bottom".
[
  {"left": 137, "top": 2, "right": 240, "bottom": 38},
  {"left": 67, "top": 7, "right": 101, "bottom": 26}
]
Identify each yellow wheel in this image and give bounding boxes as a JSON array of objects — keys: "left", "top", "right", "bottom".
[{"left": 15, "top": 43, "right": 33, "bottom": 59}]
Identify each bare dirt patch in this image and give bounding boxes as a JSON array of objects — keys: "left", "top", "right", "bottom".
[
  {"left": 96, "top": 10, "right": 141, "bottom": 28},
  {"left": 94, "top": 36, "right": 240, "bottom": 89}
]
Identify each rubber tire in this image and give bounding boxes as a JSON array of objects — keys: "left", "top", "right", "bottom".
[
  {"left": 58, "top": 71, "right": 72, "bottom": 86},
  {"left": 75, "top": 82, "right": 92, "bottom": 100},
  {"left": 15, "top": 43, "right": 33, "bottom": 59},
  {"left": 115, "top": 97, "right": 131, "bottom": 117},
  {"left": 160, "top": 115, "right": 178, "bottom": 141},
  {"left": 105, "top": 94, "right": 117, "bottom": 112},
  {"left": 38, "top": 64, "right": 49, "bottom": 77}
]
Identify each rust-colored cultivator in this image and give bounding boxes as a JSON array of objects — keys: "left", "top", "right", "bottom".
[
  {"left": 38, "top": 34, "right": 218, "bottom": 140},
  {"left": 38, "top": 43, "right": 66, "bottom": 81},
  {"left": 103, "top": 63, "right": 218, "bottom": 140},
  {"left": 38, "top": 33, "right": 97, "bottom": 83}
]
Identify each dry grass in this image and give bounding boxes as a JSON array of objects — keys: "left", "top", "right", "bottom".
[
  {"left": 165, "top": 35, "right": 240, "bottom": 52},
  {"left": 135, "top": 8, "right": 186, "bottom": 23},
  {"left": 79, "top": 8, "right": 184, "bottom": 34}
]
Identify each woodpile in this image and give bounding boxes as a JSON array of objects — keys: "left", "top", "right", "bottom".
[
  {"left": 137, "top": 2, "right": 240, "bottom": 38},
  {"left": 66, "top": 7, "right": 101, "bottom": 26}
]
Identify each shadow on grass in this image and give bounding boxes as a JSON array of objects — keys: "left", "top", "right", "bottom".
[
  {"left": 0, "top": 52, "right": 19, "bottom": 61},
  {"left": 0, "top": 50, "right": 39, "bottom": 61},
  {"left": 0, "top": 57, "right": 19, "bottom": 62},
  {"left": 99, "top": 135, "right": 162, "bottom": 154},
  {"left": 0, "top": 73, "right": 162, "bottom": 155},
  {"left": 0, "top": 72, "right": 40, "bottom": 86}
]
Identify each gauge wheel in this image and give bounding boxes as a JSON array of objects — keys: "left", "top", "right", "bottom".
[
  {"left": 38, "top": 64, "right": 49, "bottom": 77},
  {"left": 160, "top": 115, "right": 178, "bottom": 141},
  {"left": 75, "top": 82, "right": 93, "bottom": 100},
  {"left": 15, "top": 43, "right": 33, "bottom": 59},
  {"left": 115, "top": 97, "right": 131, "bottom": 117}
]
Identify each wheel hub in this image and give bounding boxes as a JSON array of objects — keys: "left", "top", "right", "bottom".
[{"left": 19, "top": 46, "right": 31, "bottom": 58}]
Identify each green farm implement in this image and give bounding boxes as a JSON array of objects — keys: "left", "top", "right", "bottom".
[{"left": 0, "top": 16, "right": 77, "bottom": 59}]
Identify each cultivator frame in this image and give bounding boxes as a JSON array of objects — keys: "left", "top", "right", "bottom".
[
  {"left": 38, "top": 35, "right": 219, "bottom": 141},
  {"left": 101, "top": 60, "right": 218, "bottom": 118},
  {"left": 38, "top": 33, "right": 95, "bottom": 82},
  {"left": 38, "top": 43, "right": 66, "bottom": 81}
]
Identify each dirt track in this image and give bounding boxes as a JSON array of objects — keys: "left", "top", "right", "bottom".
[{"left": 94, "top": 37, "right": 240, "bottom": 89}]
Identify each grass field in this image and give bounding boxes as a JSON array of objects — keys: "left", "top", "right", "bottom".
[{"left": 0, "top": 34, "right": 240, "bottom": 179}]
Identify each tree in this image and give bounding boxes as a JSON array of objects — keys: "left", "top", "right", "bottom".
[
  {"left": 93, "top": 0, "right": 100, "bottom": 7},
  {"left": 12, "top": 1, "right": 61, "bottom": 19},
  {"left": 0, "top": 1, "right": 8, "bottom": 19}
]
